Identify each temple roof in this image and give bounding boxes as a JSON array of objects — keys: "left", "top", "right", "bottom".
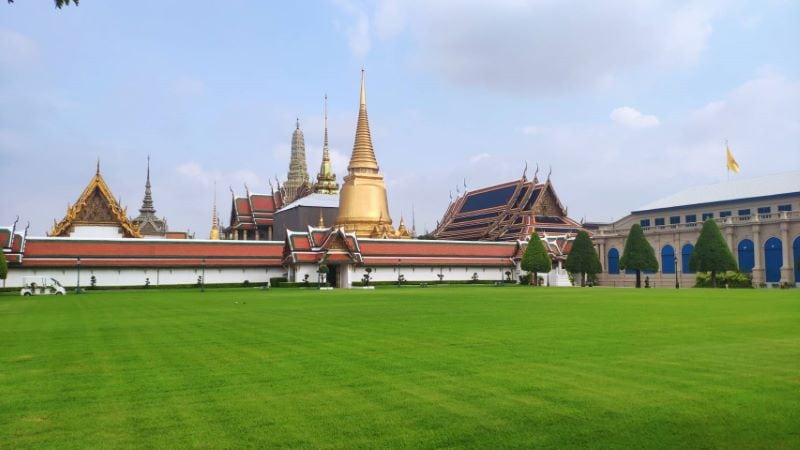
[
  {"left": 227, "top": 188, "right": 284, "bottom": 230},
  {"left": 632, "top": 170, "right": 800, "bottom": 213},
  {"left": 434, "top": 174, "right": 584, "bottom": 242},
  {"left": 50, "top": 164, "right": 141, "bottom": 238},
  {"left": 279, "top": 193, "right": 340, "bottom": 212}
]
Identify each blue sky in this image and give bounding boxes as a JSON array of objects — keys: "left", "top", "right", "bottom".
[{"left": 2, "top": 0, "right": 799, "bottom": 236}]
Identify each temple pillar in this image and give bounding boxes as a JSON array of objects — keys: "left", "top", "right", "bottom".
[
  {"left": 233, "top": 229, "right": 238, "bottom": 240},
  {"left": 268, "top": 226, "right": 273, "bottom": 240},
  {"left": 780, "top": 222, "right": 792, "bottom": 284},
  {"left": 725, "top": 225, "right": 734, "bottom": 254},
  {"left": 752, "top": 224, "right": 764, "bottom": 286},
  {"left": 255, "top": 229, "right": 260, "bottom": 241}
]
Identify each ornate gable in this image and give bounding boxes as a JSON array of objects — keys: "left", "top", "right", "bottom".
[{"left": 50, "top": 166, "right": 141, "bottom": 238}]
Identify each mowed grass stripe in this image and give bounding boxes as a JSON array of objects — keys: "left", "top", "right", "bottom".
[{"left": 0, "top": 287, "right": 798, "bottom": 448}]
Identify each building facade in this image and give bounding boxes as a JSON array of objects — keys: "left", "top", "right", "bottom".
[{"left": 592, "top": 172, "right": 800, "bottom": 287}]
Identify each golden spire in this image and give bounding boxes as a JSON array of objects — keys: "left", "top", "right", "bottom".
[
  {"left": 348, "top": 69, "right": 379, "bottom": 172},
  {"left": 335, "top": 70, "right": 395, "bottom": 237},
  {"left": 210, "top": 182, "right": 220, "bottom": 240},
  {"left": 318, "top": 210, "right": 325, "bottom": 228},
  {"left": 313, "top": 94, "right": 339, "bottom": 194}
]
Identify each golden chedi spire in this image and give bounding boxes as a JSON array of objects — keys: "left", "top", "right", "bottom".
[
  {"left": 313, "top": 95, "right": 340, "bottom": 194},
  {"left": 209, "top": 182, "right": 220, "bottom": 240},
  {"left": 335, "top": 70, "right": 394, "bottom": 237}
]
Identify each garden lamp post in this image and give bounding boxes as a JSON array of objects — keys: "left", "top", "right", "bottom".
[
  {"left": 201, "top": 258, "right": 206, "bottom": 292},
  {"left": 76, "top": 257, "right": 81, "bottom": 294},
  {"left": 674, "top": 256, "right": 680, "bottom": 289}
]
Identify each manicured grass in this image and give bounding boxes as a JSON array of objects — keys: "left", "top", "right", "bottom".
[{"left": 1, "top": 286, "right": 798, "bottom": 448}]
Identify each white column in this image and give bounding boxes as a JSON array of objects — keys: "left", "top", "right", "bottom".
[
  {"left": 780, "top": 222, "right": 791, "bottom": 283},
  {"left": 752, "top": 224, "right": 764, "bottom": 286}
]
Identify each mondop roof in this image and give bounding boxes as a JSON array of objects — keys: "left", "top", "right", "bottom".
[{"left": 633, "top": 171, "right": 800, "bottom": 213}]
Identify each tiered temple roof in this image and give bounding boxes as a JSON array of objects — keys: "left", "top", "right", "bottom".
[
  {"left": 433, "top": 174, "right": 584, "bottom": 242},
  {"left": 282, "top": 227, "right": 519, "bottom": 267},
  {"left": 131, "top": 156, "right": 167, "bottom": 237},
  {"left": 50, "top": 163, "right": 142, "bottom": 238},
  {"left": 226, "top": 186, "right": 284, "bottom": 233}
]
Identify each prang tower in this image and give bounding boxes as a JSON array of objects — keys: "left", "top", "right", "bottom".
[
  {"left": 284, "top": 119, "right": 311, "bottom": 203},
  {"left": 313, "top": 95, "right": 339, "bottom": 195},
  {"left": 335, "top": 71, "right": 396, "bottom": 237}
]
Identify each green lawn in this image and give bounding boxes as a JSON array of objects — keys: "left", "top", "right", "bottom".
[{"left": 1, "top": 286, "right": 798, "bottom": 448}]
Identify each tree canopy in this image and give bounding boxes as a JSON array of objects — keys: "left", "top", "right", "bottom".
[
  {"left": 689, "top": 219, "right": 737, "bottom": 286},
  {"left": 0, "top": 250, "right": 7, "bottom": 285},
  {"left": 620, "top": 224, "right": 658, "bottom": 288},
  {"left": 521, "top": 232, "right": 551, "bottom": 285},
  {"left": 565, "top": 231, "right": 601, "bottom": 286}
]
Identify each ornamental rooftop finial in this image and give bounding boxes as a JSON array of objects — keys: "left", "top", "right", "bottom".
[
  {"left": 314, "top": 94, "right": 339, "bottom": 194},
  {"left": 347, "top": 69, "right": 379, "bottom": 172}
]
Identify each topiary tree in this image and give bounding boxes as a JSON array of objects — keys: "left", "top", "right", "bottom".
[
  {"left": 565, "top": 231, "right": 602, "bottom": 287},
  {"left": 620, "top": 224, "right": 658, "bottom": 288},
  {"left": 689, "top": 219, "right": 737, "bottom": 287},
  {"left": 0, "top": 251, "right": 8, "bottom": 288},
  {"left": 362, "top": 267, "right": 373, "bottom": 286},
  {"left": 317, "top": 265, "right": 329, "bottom": 287},
  {"left": 521, "top": 232, "right": 552, "bottom": 286}
]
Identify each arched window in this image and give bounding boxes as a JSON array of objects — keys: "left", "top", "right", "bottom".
[
  {"left": 682, "top": 244, "right": 695, "bottom": 274},
  {"left": 661, "top": 245, "right": 675, "bottom": 274},
  {"left": 737, "top": 239, "right": 754, "bottom": 273},
  {"left": 608, "top": 248, "right": 619, "bottom": 274},
  {"left": 764, "top": 237, "right": 783, "bottom": 283},
  {"left": 794, "top": 236, "right": 800, "bottom": 283}
]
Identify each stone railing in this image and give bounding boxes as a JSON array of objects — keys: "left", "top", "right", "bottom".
[{"left": 595, "top": 210, "right": 799, "bottom": 237}]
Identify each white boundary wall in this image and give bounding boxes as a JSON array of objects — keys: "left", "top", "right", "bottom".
[{"left": 3, "top": 266, "right": 287, "bottom": 288}]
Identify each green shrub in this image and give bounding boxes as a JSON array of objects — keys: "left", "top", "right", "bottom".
[
  {"left": 269, "top": 277, "right": 287, "bottom": 287},
  {"left": 694, "top": 271, "right": 753, "bottom": 288},
  {"left": 277, "top": 282, "right": 322, "bottom": 288}
]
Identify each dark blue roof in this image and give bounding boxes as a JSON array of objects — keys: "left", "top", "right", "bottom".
[{"left": 461, "top": 185, "right": 517, "bottom": 212}]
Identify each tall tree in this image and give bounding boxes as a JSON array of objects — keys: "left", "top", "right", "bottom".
[
  {"left": 689, "top": 219, "right": 737, "bottom": 287},
  {"left": 0, "top": 250, "right": 7, "bottom": 288},
  {"left": 521, "top": 232, "right": 552, "bottom": 286},
  {"left": 620, "top": 224, "right": 658, "bottom": 288},
  {"left": 565, "top": 230, "right": 602, "bottom": 287}
]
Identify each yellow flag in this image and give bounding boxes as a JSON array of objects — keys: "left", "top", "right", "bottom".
[{"left": 726, "top": 146, "right": 740, "bottom": 173}]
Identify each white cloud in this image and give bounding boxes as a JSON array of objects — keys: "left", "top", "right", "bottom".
[
  {"left": 0, "top": 29, "right": 39, "bottom": 68},
  {"left": 339, "top": 0, "right": 723, "bottom": 95},
  {"left": 334, "top": 0, "right": 371, "bottom": 59},
  {"left": 469, "top": 152, "right": 490, "bottom": 164},
  {"left": 177, "top": 162, "right": 261, "bottom": 191},
  {"left": 610, "top": 107, "right": 660, "bottom": 129}
]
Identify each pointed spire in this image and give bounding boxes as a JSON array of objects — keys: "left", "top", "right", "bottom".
[
  {"left": 348, "top": 69, "right": 379, "bottom": 172},
  {"left": 286, "top": 117, "right": 310, "bottom": 202},
  {"left": 318, "top": 210, "right": 325, "bottom": 228},
  {"left": 314, "top": 94, "right": 339, "bottom": 194},
  {"left": 96, "top": 158, "right": 100, "bottom": 175},
  {"left": 210, "top": 181, "right": 220, "bottom": 240},
  {"left": 139, "top": 155, "right": 156, "bottom": 214}
]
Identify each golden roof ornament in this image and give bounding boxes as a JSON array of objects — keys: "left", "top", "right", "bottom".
[
  {"left": 209, "top": 182, "right": 220, "bottom": 240},
  {"left": 335, "top": 70, "right": 396, "bottom": 237},
  {"left": 50, "top": 162, "right": 142, "bottom": 238},
  {"left": 313, "top": 94, "right": 340, "bottom": 194}
]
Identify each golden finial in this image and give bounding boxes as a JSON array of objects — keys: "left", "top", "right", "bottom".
[
  {"left": 318, "top": 210, "right": 325, "bottom": 228},
  {"left": 210, "top": 182, "right": 220, "bottom": 240},
  {"left": 96, "top": 158, "right": 100, "bottom": 175}
]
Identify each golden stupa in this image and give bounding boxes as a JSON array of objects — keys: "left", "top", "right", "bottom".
[{"left": 335, "top": 71, "right": 407, "bottom": 238}]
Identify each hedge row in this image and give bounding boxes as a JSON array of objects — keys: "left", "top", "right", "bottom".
[
  {"left": 351, "top": 279, "right": 505, "bottom": 287},
  {"left": 694, "top": 271, "right": 753, "bottom": 288}
]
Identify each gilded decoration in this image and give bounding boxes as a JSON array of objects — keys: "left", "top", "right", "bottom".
[
  {"left": 50, "top": 164, "right": 142, "bottom": 238},
  {"left": 336, "top": 71, "right": 408, "bottom": 239}
]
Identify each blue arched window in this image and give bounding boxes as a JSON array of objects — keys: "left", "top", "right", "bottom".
[
  {"left": 794, "top": 236, "right": 800, "bottom": 283},
  {"left": 682, "top": 244, "right": 695, "bottom": 274},
  {"left": 738, "top": 239, "right": 754, "bottom": 273},
  {"left": 661, "top": 245, "right": 675, "bottom": 274},
  {"left": 764, "top": 237, "right": 783, "bottom": 283},
  {"left": 608, "top": 248, "right": 619, "bottom": 274}
]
